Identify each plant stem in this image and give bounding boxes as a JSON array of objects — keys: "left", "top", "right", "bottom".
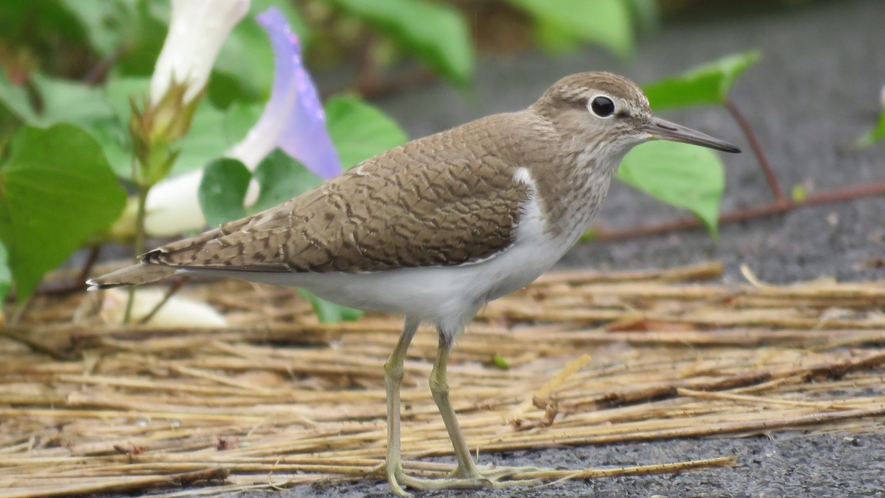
[
  {"left": 122, "top": 184, "right": 150, "bottom": 324},
  {"left": 590, "top": 180, "right": 885, "bottom": 241},
  {"left": 77, "top": 246, "right": 102, "bottom": 284},
  {"left": 725, "top": 98, "right": 786, "bottom": 205},
  {"left": 9, "top": 295, "right": 32, "bottom": 325},
  {"left": 139, "top": 277, "right": 188, "bottom": 325}
]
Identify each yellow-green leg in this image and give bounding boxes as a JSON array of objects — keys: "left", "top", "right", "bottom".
[
  {"left": 395, "top": 334, "right": 542, "bottom": 492},
  {"left": 381, "top": 317, "right": 420, "bottom": 497}
]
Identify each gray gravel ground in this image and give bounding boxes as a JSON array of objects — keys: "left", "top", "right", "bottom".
[
  {"left": 109, "top": 1, "right": 885, "bottom": 496},
  {"left": 237, "top": 433, "right": 885, "bottom": 498}
]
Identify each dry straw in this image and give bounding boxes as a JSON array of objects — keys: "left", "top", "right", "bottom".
[{"left": 2, "top": 260, "right": 885, "bottom": 496}]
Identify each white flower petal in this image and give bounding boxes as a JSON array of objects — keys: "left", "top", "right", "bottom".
[
  {"left": 150, "top": 0, "right": 250, "bottom": 105},
  {"left": 101, "top": 288, "right": 227, "bottom": 327}
]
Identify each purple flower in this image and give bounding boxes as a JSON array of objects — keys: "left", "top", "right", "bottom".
[{"left": 227, "top": 6, "right": 341, "bottom": 179}]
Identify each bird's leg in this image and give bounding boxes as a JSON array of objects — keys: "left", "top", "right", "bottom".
[
  {"left": 395, "top": 334, "right": 542, "bottom": 492},
  {"left": 428, "top": 337, "right": 479, "bottom": 478},
  {"left": 376, "top": 317, "right": 419, "bottom": 497}
]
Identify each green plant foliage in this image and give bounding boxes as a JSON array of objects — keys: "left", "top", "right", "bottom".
[
  {"left": 0, "top": 241, "right": 11, "bottom": 305},
  {"left": 0, "top": 0, "right": 92, "bottom": 76},
  {"left": 325, "top": 95, "right": 409, "bottom": 168},
  {"left": 0, "top": 73, "right": 114, "bottom": 128},
  {"left": 0, "top": 124, "right": 127, "bottom": 299},
  {"left": 173, "top": 102, "right": 244, "bottom": 177},
  {"left": 325, "top": 0, "right": 474, "bottom": 85},
  {"left": 491, "top": 354, "right": 510, "bottom": 370},
  {"left": 0, "top": 74, "right": 239, "bottom": 181},
  {"left": 102, "top": 78, "right": 243, "bottom": 178},
  {"left": 508, "top": 0, "right": 636, "bottom": 57},
  {"left": 0, "top": 73, "right": 135, "bottom": 178},
  {"left": 222, "top": 102, "right": 265, "bottom": 144},
  {"left": 624, "top": 0, "right": 658, "bottom": 33},
  {"left": 618, "top": 141, "right": 725, "bottom": 237},
  {"left": 643, "top": 51, "right": 760, "bottom": 111},
  {"left": 198, "top": 153, "right": 319, "bottom": 226},
  {"left": 211, "top": 0, "right": 309, "bottom": 107},
  {"left": 59, "top": 0, "right": 170, "bottom": 76},
  {"left": 197, "top": 158, "right": 252, "bottom": 227},
  {"left": 100, "top": 77, "right": 152, "bottom": 177},
  {"left": 252, "top": 150, "right": 324, "bottom": 212},
  {"left": 857, "top": 108, "right": 885, "bottom": 148},
  {"left": 298, "top": 289, "right": 364, "bottom": 323}
]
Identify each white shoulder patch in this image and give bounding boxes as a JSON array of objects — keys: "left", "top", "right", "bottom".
[
  {"left": 512, "top": 166, "right": 535, "bottom": 188},
  {"left": 511, "top": 166, "right": 548, "bottom": 240}
]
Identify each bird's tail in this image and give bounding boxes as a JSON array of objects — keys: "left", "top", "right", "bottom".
[{"left": 87, "top": 264, "right": 175, "bottom": 290}]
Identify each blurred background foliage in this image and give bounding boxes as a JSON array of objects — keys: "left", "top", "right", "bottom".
[{"left": 0, "top": 0, "right": 819, "bottom": 104}]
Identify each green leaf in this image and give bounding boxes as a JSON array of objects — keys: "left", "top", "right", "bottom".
[
  {"left": 0, "top": 240, "right": 11, "bottom": 305},
  {"left": 491, "top": 354, "right": 510, "bottom": 370},
  {"left": 532, "top": 19, "right": 584, "bottom": 53},
  {"left": 327, "top": 0, "right": 475, "bottom": 85},
  {"left": 507, "top": 0, "right": 634, "bottom": 57},
  {"left": 103, "top": 77, "right": 150, "bottom": 119},
  {"left": 60, "top": 0, "right": 169, "bottom": 76},
  {"left": 857, "top": 107, "right": 885, "bottom": 148},
  {"left": 642, "top": 51, "right": 760, "bottom": 111},
  {"left": 0, "top": 72, "right": 38, "bottom": 123},
  {"left": 252, "top": 150, "right": 323, "bottom": 213},
  {"left": 618, "top": 141, "right": 725, "bottom": 237},
  {"left": 197, "top": 158, "right": 251, "bottom": 227},
  {"left": 100, "top": 77, "right": 152, "bottom": 177},
  {"left": 0, "top": 73, "right": 132, "bottom": 178},
  {"left": 199, "top": 150, "right": 324, "bottom": 222},
  {"left": 58, "top": 0, "right": 139, "bottom": 55},
  {"left": 1, "top": 0, "right": 88, "bottom": 48},
  {"left": 0, "top": 73, "right": 116, "bottom": 128},
  {"left": 325, "top": 95, "right": 409, "bottom": 168},
  {"left": 222, "top": 102, "right": 264, "bottom": 146},
  {"left": 0, "top": 124, "right": 127, "bottom": 299},
  {"left": 624, "top": 0, "right": 658, "bottom": 33},
  {"left": 31, "top": 74, "right": 116, "bottom": 127},
  {"left": 297, "top": 289, "right": 364, "bottom": 323},
  {"left": 173, "top": 101, "right": 245, "bottom": 177}
]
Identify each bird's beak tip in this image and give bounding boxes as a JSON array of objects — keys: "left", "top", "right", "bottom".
[{"left": 645, "top": 117, "right": 741, "bottom": 154}]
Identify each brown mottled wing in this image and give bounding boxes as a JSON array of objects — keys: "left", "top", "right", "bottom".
[{"left": 144, "top": 114, "right": 533, "bottom": 273}]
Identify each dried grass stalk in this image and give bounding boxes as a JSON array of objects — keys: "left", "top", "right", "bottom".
[{"left": 1, "top": 261, "right": 884, "bottom": 496}]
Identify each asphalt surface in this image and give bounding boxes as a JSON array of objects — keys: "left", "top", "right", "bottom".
[
  {"left": 265, "top": 1, "right": 885, "bottom": 497},
  {"left": 243, "top": 433, "right": 885, "bottom": 498},
  {"left": 109, "top": 1, "right": 885, "bottom": 496}
]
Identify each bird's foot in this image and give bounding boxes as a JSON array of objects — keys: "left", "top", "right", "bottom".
[
  {"left": 394, "top": 463, "right": 542, "bottom": 492},
  {"left": 369, "top": 459, "right": 412, "bottom": 497}
]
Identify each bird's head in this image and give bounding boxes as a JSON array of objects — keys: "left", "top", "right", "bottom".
[{"left": 532, "top": 72, "right": 740, "bottom": 158}]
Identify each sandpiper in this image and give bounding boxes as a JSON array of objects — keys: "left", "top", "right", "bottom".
[{"left": 90, "top": 72, "right": 740, "bottom": 496}]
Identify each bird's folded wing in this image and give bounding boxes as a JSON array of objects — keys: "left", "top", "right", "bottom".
[{"left": 144, "top": 135, "right": 531, "bottom": 273}]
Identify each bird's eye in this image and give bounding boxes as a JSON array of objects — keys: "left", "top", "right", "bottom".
[{"left": 589, "top": 96, "right": 615, "bottom": 118}]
